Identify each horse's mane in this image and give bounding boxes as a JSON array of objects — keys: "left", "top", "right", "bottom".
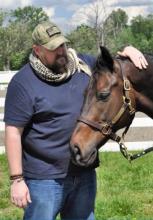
[
  {"left": 94, "top": 46, "right": 153, "bottom": 78},
  {"left": 144, "top": 54, "right": 153, "bottom": 60},
  {"left": 117, "top": 53, "right": 153, "bottom": 61}
]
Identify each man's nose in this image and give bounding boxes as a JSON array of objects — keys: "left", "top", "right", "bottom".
[{"left": 56, "top": 44, "right": 66, "bottom": 55}]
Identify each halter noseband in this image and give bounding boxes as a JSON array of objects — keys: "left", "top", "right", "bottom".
[{"left": 77, "top": 59, "right": 153, "bottom": 162}]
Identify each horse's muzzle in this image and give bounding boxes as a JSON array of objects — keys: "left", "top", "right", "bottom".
[{"left": 70, "top": 143, "right": 97, "bottom": 167}]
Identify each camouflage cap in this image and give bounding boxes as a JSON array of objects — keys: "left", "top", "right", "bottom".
[{"left": 32, "top": 21, "right": 69, "bottom": 50}]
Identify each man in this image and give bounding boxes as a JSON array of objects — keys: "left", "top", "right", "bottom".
[{"left": 4, "top": 21, "right": 148, "bottom": 220}]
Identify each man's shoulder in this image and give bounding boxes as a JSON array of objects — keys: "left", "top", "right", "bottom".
[
  {"left": 78, "top": 53, "right": 96, "bottom": 69},
  {"left": 8, "top": 63, "right": 35, "bottom": 90},
  {"left": 78, "top": 53, "right": 95, "bottom": 61},
  {"left": 11, "top": 63, "right": 34, "bottom": 83},
  {"left": 14, "top": 63, "right": 32, "bottom": 77}
]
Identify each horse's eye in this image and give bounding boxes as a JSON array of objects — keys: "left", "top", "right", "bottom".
[{"left": 96, "top": 91, "right": 110, "bottom": 101}]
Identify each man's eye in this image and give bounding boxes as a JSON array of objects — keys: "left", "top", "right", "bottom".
[{"left": 96, "top": 91, "right": 110, "bottom": 101}]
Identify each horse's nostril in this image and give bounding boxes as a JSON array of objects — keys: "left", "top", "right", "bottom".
[
  {"left": 74, "top": 145, "right": 79, "bottom": 154},
  {"left": 76, "top": 153, "right": 81, "bottom": 161},
  {"left": 72, "top": 145, "right": 82, "bottom": 161}
]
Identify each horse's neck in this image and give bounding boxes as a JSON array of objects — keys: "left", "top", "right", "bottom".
[{"left": 125, "top": 60, "right": 153, "bottom": 119}]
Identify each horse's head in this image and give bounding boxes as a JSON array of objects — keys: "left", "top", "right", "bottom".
[{"left": 70, "top": 46, "right": 135, "bottom": 167}]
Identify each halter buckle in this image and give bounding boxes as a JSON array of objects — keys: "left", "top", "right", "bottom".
[
  {"left": 123, "top": 96, "right": 131, "bottom": 105},
  {"left": 101, "top": 124, "right": 112, "bottom": 135},
  {"left": 124, "top": 79, "right": 130, "bottom": 91}
]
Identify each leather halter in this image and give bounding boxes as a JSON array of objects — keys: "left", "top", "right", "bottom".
[{"left": 77, "top": 59, "right": 153, "bottom": 161}]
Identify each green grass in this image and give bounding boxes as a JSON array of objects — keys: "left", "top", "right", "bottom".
[
  {"left": 0, "top": 154, "right": 23, "bottom": 220},
  {"left": 1, "top": 152, "right": 153, "bottom": 220},
  {"left": 96, "top": 152, "right": 153, "bottom": 220}
]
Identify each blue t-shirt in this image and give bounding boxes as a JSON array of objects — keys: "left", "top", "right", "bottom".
[{"left": 4, "top": 54, "right": 98, "bottom": 179}]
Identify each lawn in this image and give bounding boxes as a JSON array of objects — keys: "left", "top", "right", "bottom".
[{"left": 0, "top": 152, "right": 153, "bottom": 220}]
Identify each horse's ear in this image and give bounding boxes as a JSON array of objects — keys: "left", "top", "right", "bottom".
[{"left": 99, "top": 46, "right": 114, "bottom": 72}]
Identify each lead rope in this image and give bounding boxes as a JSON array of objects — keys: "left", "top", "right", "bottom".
[{"left": 119, "top": 140, "right": 153, "bottom": 161}]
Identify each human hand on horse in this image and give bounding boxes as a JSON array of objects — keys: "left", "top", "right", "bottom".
[{"left": 117, "top": 45, "right": 148, "bottom": 69}]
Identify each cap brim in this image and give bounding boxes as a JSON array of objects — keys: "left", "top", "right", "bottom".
[{"left": 43, "top": 36, "right": 69, "bottom": 51}]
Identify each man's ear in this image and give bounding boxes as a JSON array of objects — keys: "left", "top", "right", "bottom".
[{"left": 32, "top": 44, "right": 40, "bottom": 57}]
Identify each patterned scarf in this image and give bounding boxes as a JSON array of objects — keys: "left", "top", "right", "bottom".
[{"left": 29, "top": 48, "right": 92, "bottom": 83}]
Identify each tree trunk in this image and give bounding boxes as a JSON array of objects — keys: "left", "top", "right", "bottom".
[{"left": 3, "top": 58, "right": 10, "bottom": 70}]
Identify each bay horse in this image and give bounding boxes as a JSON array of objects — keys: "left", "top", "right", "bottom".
[{"left": 70, "top": 46, "right": 153, "bottom": 167}]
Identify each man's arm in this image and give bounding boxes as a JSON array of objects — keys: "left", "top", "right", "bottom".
[
  {"left": 117, "top": 45, "right": 148, "bottom": 69},
  {"left": 5, "top": 125, "right": 31, "bottom": 208},
  {"left": 5, "top": 125, "right": 23, "bottom": 175}
]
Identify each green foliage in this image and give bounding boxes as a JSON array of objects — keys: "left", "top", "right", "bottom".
[
  {"left": 131, "top": 15, "right": 153, "bottom": 40},
  {"left": 10, "top": 50, "right": 31, "bottom": 70},
  {"left": 105, "top": 13, "right": 153, "bottom": 54},
  {"left": 11, "top": 6, "right": 49, "bottom": 30},
  {"left": 104, "top": 8, "right": 128, "bottom": 37},
  {"left": 67, "top": 24, "right": 98, "bottom": 55},
  {"left": 0, "top": 7, "right": 153, "bottom": 70},
  {"left": 0, "top": 6, "right": 48, "bottom": 70},
  {"left": 0, "top": 21, "right": 31, "bottom": 70},
  {"left": 0, "top": 9, "right": 7, "bottom": 26},
  {"left": 105, "top": 27, "right": 134, "bottom": 53},
  {"left": 148, "top": 34, "right": 153, "bottom": 54},
  {"left": 129, "top": 14, "right": 153, "bottom": 53},
  {"left": 67, "top": 9, "right": 153, "bottom": 55}
]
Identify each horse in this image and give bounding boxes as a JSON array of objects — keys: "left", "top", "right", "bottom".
[{"left": 70, "top": 46, "right": 153, "bottom": 167}]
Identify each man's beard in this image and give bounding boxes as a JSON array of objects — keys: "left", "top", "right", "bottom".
[{"left": 49, "top": 55, "right": 69, "bottom": 74}]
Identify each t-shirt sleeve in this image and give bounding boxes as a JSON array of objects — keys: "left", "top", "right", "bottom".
[
  {"left": 78, "top": 54, "right": 97, "bottom": 70},
  {"left": 4, "top": 79, "right": 34, "bottom": 127}
]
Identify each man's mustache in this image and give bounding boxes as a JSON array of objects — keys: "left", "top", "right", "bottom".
[{"left": 56, "top": 54, "right": 68, "bottom": 60}]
